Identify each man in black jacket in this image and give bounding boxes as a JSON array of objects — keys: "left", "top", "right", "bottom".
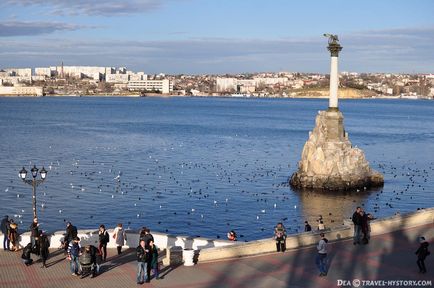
[
  {"left": 1, "top": 215, "right": 10, "bottom": 251},
  {"left": 416, "top": 237, "right": 430, "bottom": 273},
  {"left": 136, "top": 240, "right": 149, "bottom": 284},
  {"left": 352, "top": 207, "right": 362, "bottom": 245},
  {"left": 64, "top": 222, "right": 77, "bottom": 253},
  {"left": 21, "top": 243, "right": 33, "bottom": 266},
  {"left": 29, "top": 218, "right": 40, "bottom": 255}
]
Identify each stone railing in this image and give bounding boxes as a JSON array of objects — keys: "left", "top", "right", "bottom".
[
  {"left": 197, "top": 207, "right": 434, "bottom": 262},
  {"left": 2, "top": 208, "right": 433, "bottom": 264}
]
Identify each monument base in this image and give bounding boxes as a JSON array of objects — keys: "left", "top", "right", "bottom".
[{"left": 290, "top": 110, "right": 384, "bottom": 190}]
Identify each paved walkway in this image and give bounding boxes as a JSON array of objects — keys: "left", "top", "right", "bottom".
[{"left": 0, "top": 224, "right": 433, "bottom": 288}]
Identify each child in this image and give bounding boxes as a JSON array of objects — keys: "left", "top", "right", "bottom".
[{"left": 227, "top": 230, "right": 237, "bottom": 241}]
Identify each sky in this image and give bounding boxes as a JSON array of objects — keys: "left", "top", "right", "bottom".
[{"left": 0, "top": 0, "right": 434, "bottom": 74}]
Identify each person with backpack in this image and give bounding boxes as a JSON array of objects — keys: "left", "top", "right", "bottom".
[
  {"left": 274, "top": 222, "right": 287, "bottom": 252},
  {"left": 67, "top": 236, "right": 81, "bottom": 276},
  {"left": 316, "top": 233, "right": 328, "bottom": 276},
  {"left": 98, "top": 224, "right": 109, "bottom": 261},
  {"left": 415, "top": 236, "right": 430, "bottom": 273}
]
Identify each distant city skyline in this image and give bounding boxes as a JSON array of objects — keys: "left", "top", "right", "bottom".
[{"left": 1, "top": 0, "right": 434, "bottom": 74}]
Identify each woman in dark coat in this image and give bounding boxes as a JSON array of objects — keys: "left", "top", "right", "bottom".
[
  {"left": 416, "top": 237, "right": 430, "bottom": 273},
  {"left": 98, "top": 224, "right": 109, "bottom": 261},
  {"left": 39, "top": 233, "right": 50, "bottom": 268}
]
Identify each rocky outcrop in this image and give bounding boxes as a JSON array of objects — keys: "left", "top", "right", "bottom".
[{"left": 290, "top": 110, "right": 384, "bottom": 190}]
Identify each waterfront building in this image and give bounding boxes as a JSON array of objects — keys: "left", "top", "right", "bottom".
[
  {"left": 216, "top": 78, "right": 256, "bottom": 93},
  {"left": 0, "top": 85, "right": 43, "bottom": 96},
  {"left": 53, "top": 66, "right": 113, "bottom": 80},
  {"left": 127, "top": 79, "right": 173, "bottom": 94},
  {"left": 106, "top": 73, "right": 129, "bottom": 83}
]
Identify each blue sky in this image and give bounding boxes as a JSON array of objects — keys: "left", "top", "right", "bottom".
[{"left": 1, "top": 0, "right": 433, "bottom": 74}]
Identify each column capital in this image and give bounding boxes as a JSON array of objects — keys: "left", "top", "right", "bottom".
[{"left": 327, "top": 43, "right": 343, "bottom": 57}]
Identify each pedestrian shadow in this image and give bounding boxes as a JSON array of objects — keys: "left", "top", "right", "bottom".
[
  {"left": 100, "top": 248, "right": 135, "bottom": 274},
  {"left": 158, "top": 263, "right": 182, "bottom": 279},
  {"left": 45, "top": 256, "right": 65, "bottom": 268}
]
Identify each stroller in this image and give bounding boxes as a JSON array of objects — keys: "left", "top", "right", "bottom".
[{"left": 79, "top": 251, "right": 93, "bottom": 278}]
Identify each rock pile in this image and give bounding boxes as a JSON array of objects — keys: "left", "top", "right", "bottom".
[{"left": 290, "top": 109, "right": 384, "bottom": 190}]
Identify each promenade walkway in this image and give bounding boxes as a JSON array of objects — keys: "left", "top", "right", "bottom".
[{"left": 0, "top": 223, "right": 433, "bottom": 288}]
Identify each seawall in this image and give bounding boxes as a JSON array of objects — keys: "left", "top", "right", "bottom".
[{"left": 1, "top": 207, "right": 433, "bottom": 264}]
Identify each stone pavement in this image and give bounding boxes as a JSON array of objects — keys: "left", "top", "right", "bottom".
[{"left": 0, "top": 224, "right": 433, "bottom": 288}]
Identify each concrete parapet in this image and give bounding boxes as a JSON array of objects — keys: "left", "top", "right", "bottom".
[
  {"left": 0, "top": 227, "right": 235, "bottom": 252},
  {"left": 2, "top": 208, "right": 432, "bottom": 263},
  {"left": 198, "top": 207, "right": 434, "bottom": 262}
]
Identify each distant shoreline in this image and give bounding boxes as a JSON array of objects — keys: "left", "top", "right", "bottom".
[{"left": 0, "top": 94, "right": 431, "bottom": 100}]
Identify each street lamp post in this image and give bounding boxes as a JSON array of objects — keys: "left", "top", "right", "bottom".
[{"left": 19, "top": 165, "right": 47, "bottom": 219}]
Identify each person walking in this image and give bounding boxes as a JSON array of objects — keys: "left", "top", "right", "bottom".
[
  {"left": 415, "top": 236, "right": 430, "bottom": 273},
  {"left": 9, "top": 220, "right": 18, "bottom": 251},
  {"left": 98, "top": 224, "right": 109, "bottom": 261},
  {"left": 1, "top": 215, "right": 10, "bottom": 251},
  {"left": 67, "top": 236, "right": 81, "bottom": 276},
  {"left": 136, "top": 239, "right": 149, "bottom": 284},
  {"left": 352, "top": 207, "right": 362, "bottom": 245},
  {"left": 316, "top": 233, "right": 328, "bottom": 277},
  {"left": 274, "top": 222, "right": 287, "bottom": 252},
  {"left": 39, "top": 232, "right": 50, "bottom": 268},
  {"left": 113, "top": 223, "right": 127, "bottom": 255},
  {"left": 29, "top": 217, "right": 40, "bottom": 254}
]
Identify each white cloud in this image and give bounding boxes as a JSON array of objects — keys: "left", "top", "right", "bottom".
[
  {"left": 0, "top": 26, "right": 433, "bottom": 73},
  {"left": 2, "top": 0, "right": 164, "bottom": 16},
  {"left": 0, "top": 20, "right": 90, "bottom": 37}
]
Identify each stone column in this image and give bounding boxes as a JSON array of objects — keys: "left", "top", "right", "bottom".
[{"left": 325, "top": 35, "right": 342, "bottom": 111}]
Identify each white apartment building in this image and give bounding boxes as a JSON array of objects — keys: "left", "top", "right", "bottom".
[
  {"left": 54, "top": 66, "right": 113, "bottom": 80},
  {"left": 35, "top": 67, "right": 53, "bottom": 77},
  {"left": 217, "top": 77, "right": 290, "bottom": 93},
  {"left": 253, "top": 77, "right": 289, "bottom": 86},
  {"left": 127, "top": 79, "right": 173, "bottom": 94},
  {"left": 3, "top": 68, "right": 32, "bottom": 77},
  {"left": 106, "top": 73, "right": 129, "bottom": 83},
  {"left": 0, "top": 86, "right": 43, "bottom": 96}
]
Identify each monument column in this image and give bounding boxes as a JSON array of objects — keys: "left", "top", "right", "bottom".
[{"left": 325, "top": 34, "right": 342, "bottom": 111}]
